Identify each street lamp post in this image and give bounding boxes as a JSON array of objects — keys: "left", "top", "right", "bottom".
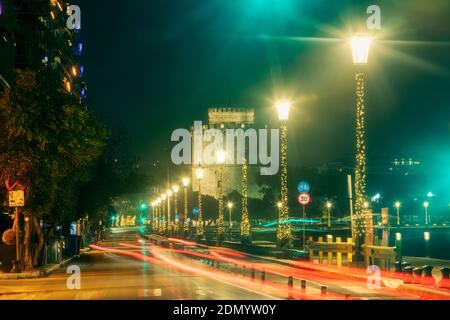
[
  {"left": 216, "top": 150, "right": 226, "bottom": 245},
  {"left": 351, "top": 34, "right": 372, "bottom": 260},
  {"left": 240, "top": 158, "right": 251, "bottom": 245},
  {"left": 326, "top": 201, "right": 332, "bottom": 228},
  {"left": 276, "top": 101, "right": 292, "bottom": 249},
  {"left": 167, "top": 190, "right": 173, "bottom": 235},
  {"left": 227, "top": 202, "right": 233, "bottom": 240},
  {"left": 395, "top": 201, "right": 401, "bottom": 226},
  {"left": 277, "top": 202, "right": 282, "bottom": 222},
  {"left": 172, "top": 185, "right": 179, "bottom": 235},
  {"left": 161, "top": 194, "right": 167, "bottom": 233},
  {"left": 182, "top": 177, "right": 190, "bottom": 237},
  {"left": 151, "top": 201, "right": 156, "bottom": 230},
  {"left": 157, "top": 198, "right": 162, "bottom": 231},
  {"left": 423, "top": 201, "right": 430, "bottom": 225},
  {"left": 196, "top": 168, "right": 204, "bottom": 239}
]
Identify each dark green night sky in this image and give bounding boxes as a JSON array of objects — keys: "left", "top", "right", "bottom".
[{"left": 78, "top": 0, "right": 449, "bottom": 173}]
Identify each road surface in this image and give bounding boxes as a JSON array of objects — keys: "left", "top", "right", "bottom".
[{"left": 0, "top": 228, "right": 434, "bottom": 300}]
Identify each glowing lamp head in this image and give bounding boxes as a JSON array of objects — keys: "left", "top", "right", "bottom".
[
  {"left": 167, "top": 190, "right": 173, "bottom": 197},
  {"left": 161, "top": 194, "right": 167, "bottom": 200},
  {"left": 216, "top": 149, "right": 226, "bottom": 165},
  {"left": 351, "top": 35, "right": 372, "bottom": 65},
  {"left": 395, "top": 201, "right": 401, "bottom": 209},
  {"left": 182, "top": 177, "right": 190, "bottom": 187},
  {"left": 423, "top": 201, "right": 429, "bottom": 208},
  {"left": 326, "top": 201, "right": 332, "bottom": 209},
  {"left": 195, "top": 168, "right": 204, "bottom": 180},
  {"left": 227, "top": 202, "right": 233, "bottom": 209},
  {"left": 172, "top": 185, "right": 179, "bottom": 193},
  {"left": 277, "top": 202, "right": 282, "bottom": 209},
  {"left": 275, "top": 101, "right": 291, "bottom": 121}
]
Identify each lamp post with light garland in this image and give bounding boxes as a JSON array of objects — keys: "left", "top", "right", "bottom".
[
  {"left": 182, "top": 177, "right": 190, "bottom": 237},
  {"left": 275, "top": 101, "right": 292, "bottom": 249},
  {"left": 195, "top": 167, "right": 204, "bottom": 239},
  {"left": 351, "top": 34, "right": 372, "bottom": 259}
]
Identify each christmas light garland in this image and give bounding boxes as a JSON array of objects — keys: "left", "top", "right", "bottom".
[
  {"left": 277, "top": 124, "right": 292, "bottom": 242},
  {"left": 197, "top": 180, "right": 204, "bottom": 236},
  {"left": 241, "top": 159, "right": 251, "bottom": 242},
  {"left": 354, "top": 71, "right": 368, "bottom": 237},
  {"left": 183, "top": 187, "right": 189, "bottom": 232},
  {"left": 217, "top": 165, "right": 225, "bottom": 239}
]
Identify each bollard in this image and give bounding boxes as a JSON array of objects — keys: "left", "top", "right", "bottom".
[
  {"left": 403, "top": 266, "right": 414, "bottom": 284},
  {"left": 394, "top": 261, "right": 402, "bottom": 273},
  {"left": 261, "top": 269, "right": 266, "bottom": 283},
  {"left": 251, "top": 267, "right": 256, "bottom": 281},
  {"left": 300, "top": 280, "right": 306, "bottom": 293},
  {"left": 288, "top": 276, "right": 294, "bottom": 299},
  {"left": 401, "top": 261, "right": 410, "bottom": 272},
  {"left": 412, "top": 267, "right": 423, "bottom": 284},
  {"left": 320, "top": 286, "right": 327, "bottom": 297},
  {"left": 422, "top": 265, "right": 435, "bottom": 286},
  {"left": 401, "top": 261, "right": 411, "bottom": 281},
  {"left": 438, "top": 267, "right": 450, "bottom": 289}
]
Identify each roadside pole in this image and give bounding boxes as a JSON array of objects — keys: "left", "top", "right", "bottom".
[
  {"left": 15, "top": 207, "right": 20, "bottom": 269},
  {"left": 347, "top": 175, "right": 355, "bottom": 242}
]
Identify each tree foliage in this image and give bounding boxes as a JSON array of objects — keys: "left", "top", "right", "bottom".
[{"left": 0, "top": 69, "right": 108, "bottom": 233}]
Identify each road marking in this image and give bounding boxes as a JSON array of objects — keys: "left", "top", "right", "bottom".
[
  {"left": 138, "top": 288, "right": 162, "bottom": 297},
  {"left": 214, "top": 278, "right": 280, "bottom": 300}
]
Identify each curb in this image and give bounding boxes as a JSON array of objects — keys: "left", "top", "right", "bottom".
[{"left": 0, "top": 255, "right": 80, "bottom": 280}]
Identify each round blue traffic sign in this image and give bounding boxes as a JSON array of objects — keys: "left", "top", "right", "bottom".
[{"left": 297, "top": 181, "right": 310, "bottom": 193}]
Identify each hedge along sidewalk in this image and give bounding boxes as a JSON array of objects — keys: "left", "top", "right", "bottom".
[{"left": 0, "top": 255, "right": 80, "bottom": 279}]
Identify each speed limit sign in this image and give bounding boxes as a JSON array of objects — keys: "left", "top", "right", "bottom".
[{"left": 297, "top": 193, "right": 311, "bottom": 206}]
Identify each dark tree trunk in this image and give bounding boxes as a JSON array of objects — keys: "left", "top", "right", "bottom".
[
  {"left": 22, "top": 210, "right": 34, "bottom": 272},
  {"left": 32, "top": 215, "right": 45, "bottom": 266}
]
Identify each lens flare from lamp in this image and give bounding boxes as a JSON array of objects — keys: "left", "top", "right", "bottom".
[
  {"left": 196, "top": 168, "right": 204, "bottom": 180},
  {"left": 275, "top": 101, "right": 291, "bottom": 121},
  {"left": 351, "top": 35, "right": 372, "bottom": 65}
]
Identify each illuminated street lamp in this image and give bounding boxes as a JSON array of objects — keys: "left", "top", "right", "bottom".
[
  {"left": 275, "top": 101, "right": 292, "bottom": 248},
  {"left": 227, "top": 202, "right": 233, "bottom": 240},
  {"left": 182, "top": 177, "right": 190, "bottom": 236},
  {"left": 172, "top": 185, "right": 179, "bottom": 233},
  {"left": 196, "top": 167, "right": 204, "bottom": 238},
  {"left": 395, "top": 201, "right": 401, "bottom": 225},
  {"left": 423, "top": 201, "right": 430, "bottom": 225},
  {"left": 351, "top": 34, "right": 372, "bottom": 259},
  {"left": 326, "top": 201, "right": 332, "bottom": 228},
  {"left": 351, "top": 35, "right": 372, "bottom": 65},
  {"left": 216, "top": 150, "right": 226, "bottom": 244}
]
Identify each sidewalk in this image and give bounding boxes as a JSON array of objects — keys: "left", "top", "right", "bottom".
[{"left": 0, "top": 252, "right": 85, "bottom": 279}]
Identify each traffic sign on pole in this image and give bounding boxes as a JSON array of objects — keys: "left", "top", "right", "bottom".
[
  {"left": 297, "top": 193, "right": 311, "bottom": 206},
  {"left": 9, "top": 190, "right": 25, "bottom": 207},
  {"left": 297, "top": 181, "right": 310, "bottom": 193}
]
